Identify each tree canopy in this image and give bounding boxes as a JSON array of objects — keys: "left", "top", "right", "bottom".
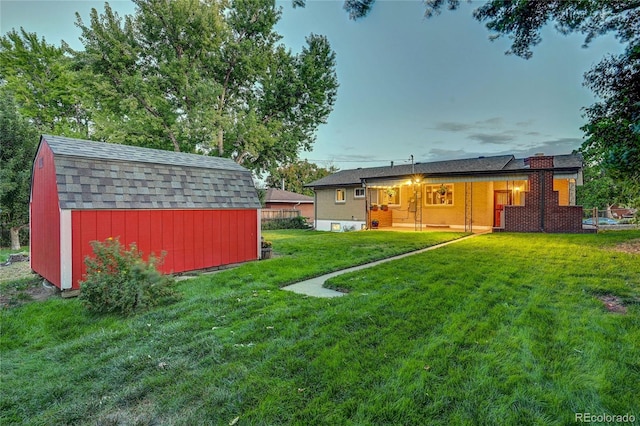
[
  {"left": 75, "top": 0, "right": 338, "bottom": 173},
  {"left": 581, "top": 44, "right": 640, "bottom": 183},
  {"left": 266, "top": 160, "right": 338, "bottom": 196},
  {"left": 0, "top": 95, "right": 39, "bottom": 249},
  {"left": 0, "top": 29, "right": 90, "bottom": 137}
]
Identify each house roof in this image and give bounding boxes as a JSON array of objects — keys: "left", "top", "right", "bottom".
[
  {"left": 40, "top": 134, "right": 261, "bottom": 210},
  {"left": 265, "top": 188, "right": 314, "bottom": 204},
  {"left": 306, "top": 153, "right": 583, "bottom": 187}
]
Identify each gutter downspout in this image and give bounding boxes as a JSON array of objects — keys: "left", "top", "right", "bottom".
[{"left": 313, "top": 190, "right": 318, "bottom": 230}]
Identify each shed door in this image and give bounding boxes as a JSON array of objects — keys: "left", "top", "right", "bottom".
[{"left": 494, "top": 190, "right": 511, "bottom": 227}]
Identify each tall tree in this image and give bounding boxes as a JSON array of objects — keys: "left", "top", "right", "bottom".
[
  {"left": 0, "top": 29, "right": 90, "bottom": 137},
  {"left": 266, "top": 160, "right": 338, "bottom": 196},
  {"left": 76, "top": 0, "right": 338, "bottom": 173},
  {"left": 581, "top": 44, "right": 640, "bottom": 182},
  {"left": 0, "top": 94, "right": 39, "bottom": 249}
]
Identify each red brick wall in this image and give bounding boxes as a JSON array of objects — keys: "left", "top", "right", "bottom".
[
  {"left": 503, "top": 156, "right": 586, "bottom": 233},
  {"left": 526, "top": 155, "right": 554, "bottom": 169}
]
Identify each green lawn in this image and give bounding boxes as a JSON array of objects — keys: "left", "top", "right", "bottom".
[
  {"left": 0, "top": 246, "right": 28, "bottom": 263},
  {"left": 1, "top": 230, "right": 639, "bottom": 425}
]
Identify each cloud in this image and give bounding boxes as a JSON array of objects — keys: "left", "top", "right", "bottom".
[
  {"left": 476, "top": 117, "right": 503, "bottom": 127},
  {"left": 431, "top": 117, "right": 505, "bottom": 133},
  {"left": 432, "top": 121, "right": 474, "bottom": 132},
  {"left": 419, "top": 136, "right": 583, "bottom": 163},
  {"left": 467, "top": 132, "right": 516, "bottom": 145},
  {"left": 422, "top": 148, "right": 471, "bottom": 161},
  {"left": 515, "top": 119, "right": 535, "bottom": 127},
  {"left": 530, "top": 137, "right": 583, "bottom": 154}
]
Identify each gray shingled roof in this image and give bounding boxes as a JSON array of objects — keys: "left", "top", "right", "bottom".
[
  {"left": 306, "top": 153, "right": 582, "bottom": 187},
  {"left": 265, "top": 188, "right": 313, "bottom": 203},
  {"left": 41, "top": 135, "right": 261, "bottom": 210}
]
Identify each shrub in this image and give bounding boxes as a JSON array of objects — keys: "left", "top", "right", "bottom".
[
  {"left": 79, "top": 238, "right": 178, "bottom": 315},
  {"left": 261, "top": 216, "right": 311, "bottom": 230}
]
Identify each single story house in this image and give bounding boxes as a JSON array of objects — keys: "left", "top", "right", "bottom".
[
  {"left": 263, "top": 188, "right": 314, "bottom": 222},
  {"left": 30, "top": 134, "right": 262, "bottom": 292},
  {"left": 306, "top": 153, "right": 590, "bottom": 233}
]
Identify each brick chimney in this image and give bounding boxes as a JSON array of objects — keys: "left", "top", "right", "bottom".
[{"left": 525, "top": 153, "right": 554, "bottom": 169}]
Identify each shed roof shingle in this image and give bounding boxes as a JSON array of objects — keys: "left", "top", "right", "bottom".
[{"left": 41, "top": 135, "right": 261, "bottom": 210}]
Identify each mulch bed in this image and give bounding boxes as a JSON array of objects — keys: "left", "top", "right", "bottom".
[
  {"left": 596, "top": 295, "right": 628, "bottom": 314},
  {"left": 610, "top": 238, "right": 640, "bottom": 255}
]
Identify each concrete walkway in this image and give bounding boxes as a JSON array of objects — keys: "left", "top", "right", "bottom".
[{"left": 282, "top": 233, "right": 482, "bottom": 298}]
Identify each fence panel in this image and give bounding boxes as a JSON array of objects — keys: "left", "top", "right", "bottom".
[{"left": 261, "top": 209, "right": 301, "bottom": 221}]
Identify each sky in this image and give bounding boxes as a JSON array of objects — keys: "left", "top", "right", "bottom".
[{"left": 1, "top": 0, "right": 626, "bottom": 170}]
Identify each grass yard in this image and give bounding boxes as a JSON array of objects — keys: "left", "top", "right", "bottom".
[{"left": 1, "top": 230, "right": 639, "bottom": 425}]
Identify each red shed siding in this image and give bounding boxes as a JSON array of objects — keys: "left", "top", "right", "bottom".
[
  {"left": 70, "top": 209, "right": 258, "bottom": 289},
  {"left": 30, "top": 141, "right": 61, "bottom": 287}
]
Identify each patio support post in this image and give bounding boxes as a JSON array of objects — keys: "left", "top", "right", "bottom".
[{"left": 363, "top": 179, "right": 369, "bottom": 229}]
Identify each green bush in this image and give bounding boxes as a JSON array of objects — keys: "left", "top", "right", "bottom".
[
  {"left": 261, "top": 216, "right": 311, "bottom": 230},
  {"left": 79, "top": 238, "right": 178, "bottom": 315}
]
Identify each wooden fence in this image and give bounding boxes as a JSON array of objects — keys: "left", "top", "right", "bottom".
[{"left": 261, "top": 209, "right": 301, "bottom": 221}]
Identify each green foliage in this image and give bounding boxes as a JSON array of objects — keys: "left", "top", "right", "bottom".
[
  {"left": 581, "top": 44, "right": 640, "bottom": 183},
  {"left": 265, "top": 159, "right": 338, "bottom": 196},
  {"left": 79, "top": 238, "right": 178, "bottom": 315},
  {"left": 261, "top": 215, "right": 311, "bottom": 230},
  {"left": 0, "top": 29, "right": 90, "bottom": 136},
  {"left": 76, "top": 0, "right": 338, "bottom": 172},
  {"left": 0, "top": 95, "right": 39, "bottom": 248},
  {"left": 577, "top": 165, "right": 625, "bottom": 209}
]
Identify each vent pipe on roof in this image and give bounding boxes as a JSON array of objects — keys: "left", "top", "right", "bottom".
[
  {"left": 281, "top": 178, "right": 285, "bottom": 191},
  {"left": 390, "top": 161, "right": 394, "bottom": 168},
  {"left": 534, "top": 152, "right": 545, "bottom": 157}
]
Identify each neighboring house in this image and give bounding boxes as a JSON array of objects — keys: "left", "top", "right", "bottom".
[
  {"left": 30, "top": 134, "right": 262, "bottom": 292},
  {"left": 263, "top": 188, "right": 314, "bottom": 222},
  {"left": 306, "top": 153, "right": 591, "bottom": 233}
]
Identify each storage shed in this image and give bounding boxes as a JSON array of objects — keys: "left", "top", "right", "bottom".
[{"left": 30, "top": 135, "right": 262, "bottom": 291}]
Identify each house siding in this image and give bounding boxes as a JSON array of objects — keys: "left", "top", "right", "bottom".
[
  {"left": 316, "top": 186, "right": 366, "bottom": 221},
  {"left": 385, "top": 182, "right": 494, "bottom": 229},
  {"left": 553, "top": 179, "right": 570, "bottom": 206},
  {"left": 309, "top": 153, "right": 587, "bottom": 233}
]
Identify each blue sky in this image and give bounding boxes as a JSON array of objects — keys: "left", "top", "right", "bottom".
[{"left": 1, "top": 0, "right": 625, "bottom": 170}]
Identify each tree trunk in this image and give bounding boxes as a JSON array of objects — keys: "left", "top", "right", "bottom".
[
  {"left": 10, "top": 225, "right": 26, "bottom": 250},
  {"left": 217, "top": 128, "right": 224, "bottom": 156}
]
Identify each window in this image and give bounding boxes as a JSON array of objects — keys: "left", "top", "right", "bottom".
[
  {"left": 425, "top": 184, "right": 454, "bottom": 205},
  {"left": 380, "top": 186, "right": 400, "bottom": 205},
  {"left": 335, "top": 189, "right": 346, "bottom": 203},
  {"left": 354, "top": 188, "right": 365, "bottom": 198}
]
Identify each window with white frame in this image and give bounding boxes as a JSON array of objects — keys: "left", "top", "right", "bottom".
[
  {"left": 354, "top": 188, "right": 365, "bottom": 198},
  {"left": 335, "top": 189, "right": 346, "bottom": 203},
  {"left": 425, "top": 184, "right": 454, "bottom": 205}
]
